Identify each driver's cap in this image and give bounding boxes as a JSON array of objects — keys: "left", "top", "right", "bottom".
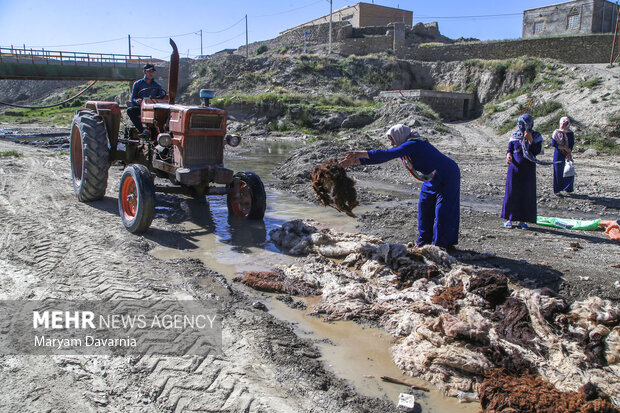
[{"left": 143, "top": 63, "right": 156, "bottom": 72}]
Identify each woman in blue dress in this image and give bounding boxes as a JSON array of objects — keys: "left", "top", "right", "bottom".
[
  {"left": 340, "top": 124, "right": 460, "bottom": 249},
  {"left": 551, "top": 116, "right": 575, "bottom": 195},
  {"left": 501, "top": 114, "right": 543, "bottom": 230}
]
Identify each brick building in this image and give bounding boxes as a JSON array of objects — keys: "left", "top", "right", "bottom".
[
  {"left": 281, "top": 2, "right": 412, "bottom": 34},
  {"left": 523, "top": 0, "right": 619, "bottom": 38}
]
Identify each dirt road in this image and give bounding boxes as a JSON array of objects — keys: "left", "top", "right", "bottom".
[{"left": 0, "top": 139, "right": 393, "bottom": 412}]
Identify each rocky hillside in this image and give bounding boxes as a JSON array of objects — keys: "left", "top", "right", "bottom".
[{"left": 1, "top": 52, "right": 618, "bottom": 152}]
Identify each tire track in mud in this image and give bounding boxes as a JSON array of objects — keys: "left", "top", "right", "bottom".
[
  {"left": 0, "top": 142, "right": 393, "bottom": 413},
  {"left": 0, "top": 152, "right": 264, "bottom": 411}
]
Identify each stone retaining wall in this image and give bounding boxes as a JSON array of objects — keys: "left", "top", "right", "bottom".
[
  {"left": 381, "top": 34, "right": 614, "bottom": 63},
  {"left": 236, "top": 21, "right": 614, "bottom": 64}
]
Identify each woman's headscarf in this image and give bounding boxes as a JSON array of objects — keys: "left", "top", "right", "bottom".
[
  {"left": 386, "top": 124, "right": 435, "bottom": 182},
  {"left": 510, "top": 114, "right": 552, "bottom": 165},
  {"left": 517, "top": 114, "right": 534, "bottom": 132},
  {"left": 553, "top": 116, "right": 571, "bottom": 147},
  {"left": 387, "top": 124, "right": 420, "bottom": 146}
]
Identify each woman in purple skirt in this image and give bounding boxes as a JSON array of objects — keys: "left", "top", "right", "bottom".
[
  {"left": 551, "top": 117, "right": 575, "bottom": 196},
  {"left": 501, "top": 114, "right": 543, "bottom": 230}
]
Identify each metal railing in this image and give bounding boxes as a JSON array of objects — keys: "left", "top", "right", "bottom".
[{"left": 0, "top": 46, "right": 152, "bottom": 67}]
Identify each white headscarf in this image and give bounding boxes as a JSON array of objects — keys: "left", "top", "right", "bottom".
[
  {"left": 387, "top": 124, "right": 420, "bottom": 146},
  {"left": 553, "top": 117, "right": 571, "bottom": 147}
]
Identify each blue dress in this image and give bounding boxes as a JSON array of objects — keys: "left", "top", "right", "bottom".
[
  {"left": 501, "top": 136, "right": 542, "bottom": 223},
  {"left": 360, "top": 140, "right": 461, "bottom": 248},
  {"left": 551, "top": 131, "right": 575, "bottom": 194}
]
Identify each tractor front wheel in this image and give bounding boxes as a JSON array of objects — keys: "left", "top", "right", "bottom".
[
  {"left": 227, "top": 171, "right": 266, "bottom": 219},
  {"left": 118, "top": 164, "right": 155, "bottom": 233},
  {"left": 70, "top": 109, "right": 109, "bottom": 201}
]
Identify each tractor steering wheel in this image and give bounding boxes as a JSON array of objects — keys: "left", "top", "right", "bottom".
[{"left": 138, "top": 86, "right": 167, "bottom": 99}]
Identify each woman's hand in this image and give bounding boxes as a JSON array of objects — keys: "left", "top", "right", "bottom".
[
  {"left": 340, "top": 151, "right": 368, "bottom": 169},
  {"left": 506, "top": 153, "right": 513, "bottom": 165},
  {"left": 524, "top": 130, "right": 533, "bottom": 143}
]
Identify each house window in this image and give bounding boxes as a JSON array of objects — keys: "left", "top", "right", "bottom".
[
  {"left": 534, "top": 20, "right": 545, "bottom": 34},
  {"left": 341, "top": 14, "right": 354, "bottom": 21},
  {"left": 567, "top": 14, "right": 580, "bottom": 29}
]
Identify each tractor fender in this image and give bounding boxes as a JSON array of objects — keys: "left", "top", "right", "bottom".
[{"left": 85, "top": 101, "right": 121, "bottom": 151}]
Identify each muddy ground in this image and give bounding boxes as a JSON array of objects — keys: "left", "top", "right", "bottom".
[
  {"left": 0, "top": 117, "right": 618, "bottom": 412},
  {"left": 0, "top": 137, "right": 395, "bottom": 412},
  {"left": 272, "top": 120, "right": 620, "bottom": 305}
]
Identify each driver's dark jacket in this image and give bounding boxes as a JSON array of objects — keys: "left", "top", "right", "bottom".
[{"left": 130, "top": 77, "right": 164, "bottom": 106}]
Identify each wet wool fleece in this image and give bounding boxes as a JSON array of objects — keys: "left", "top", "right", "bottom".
[
  {"left": 311, "top": 159, "right": 359, "bottom": 217},
  {"left": 234, "top": 271, "right": 320, "bottom": 296},
  {"left": 479, "top": 370, "right": 619, "bottom": 413},
  {"left": 493, "top": 297, "right": 547, "bottom": 357}
]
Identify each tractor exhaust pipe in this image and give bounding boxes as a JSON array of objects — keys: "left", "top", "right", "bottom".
[{"left": 168, "top": 39, "right": 179, "bottom": 104}]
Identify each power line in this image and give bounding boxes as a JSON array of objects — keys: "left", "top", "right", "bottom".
[
  {"left": 30, "top": 37, "right": 126, "bottom": 48},
  {"left": 203, "top": 32, "right": 246, "bottom": 49},
  {"left": 0, "top": 81, "right": 97, "bottom": 108},
  {"left": 132, "top": 16, "right": 245, "bottom": 39},
  {"left": 255, "top": 0, "right": 324, "bottom": 18},
  {"left": 133, "top": 31, "right": 198, "bottom": 40},
  {"left": 203, "top": 16, "right": 245, "bottom": 33},
  {"left": 131, "top": 39, "right": 171, "bottom": 54},
  {"left": 415, "top": 12, "right": 522, "bottom": 19}
]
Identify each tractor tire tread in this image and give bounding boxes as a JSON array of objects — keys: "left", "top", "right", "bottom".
[{"left": 71, "top": 110, "right": 109, "bottom": 202}]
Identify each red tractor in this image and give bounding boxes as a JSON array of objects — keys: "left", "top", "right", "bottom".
[{"left": 69, "top": 40, "right": 266, "bottom": 233}]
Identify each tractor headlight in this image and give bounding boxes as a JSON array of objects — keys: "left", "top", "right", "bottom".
[
  {"left": 157, "top": 133, "right": 172, "bottom": 147},
  {"left": 225, "top": 134, "right": 241, "bottom": 147}
]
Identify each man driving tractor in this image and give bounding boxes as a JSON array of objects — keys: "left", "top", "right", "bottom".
[{"left": 127, "top": 63, "right": 165, "bottom": 136}]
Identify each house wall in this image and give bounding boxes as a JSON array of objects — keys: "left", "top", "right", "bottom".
[
  {"left": 281, "top": 2, "right": 412, "bottom": 34},
  {"left": 522, "top": 0, "right": 618, "bottom": 37}
]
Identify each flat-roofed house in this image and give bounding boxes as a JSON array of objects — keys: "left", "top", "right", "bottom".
[{"left": 523, "top": 0, "right": 619, "bottom": 37}]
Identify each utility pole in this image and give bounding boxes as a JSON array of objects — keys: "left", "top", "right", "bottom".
[
  {"left": 200, "top": 29, "right": 203, "bottom": 56},
  {"left": 245, "top": 15, "right": 249, "bottom": 58},
  {"left": 611, "top": 5, "right": 620, "bottom": 65},
  {"left": 329, "top": 0, "right": 333, "bottom": 55},
  {"left": 128, "top": 34, "right": 131, "bottom": 59}
]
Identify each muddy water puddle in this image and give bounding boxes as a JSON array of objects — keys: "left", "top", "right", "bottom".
[{"left": 151, "top": 140, "right": 479, "bottom": 411}]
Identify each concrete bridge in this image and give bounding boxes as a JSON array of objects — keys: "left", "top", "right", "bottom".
[{"left": 0, "top": 46, "right": 152, "bottom": 81}]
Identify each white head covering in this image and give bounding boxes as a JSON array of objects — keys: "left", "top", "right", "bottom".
[
  {"left": 553, "top": 116, "right": 572, "bottom": 146},
  {"left": 387, "top": 124, "right": 419, "bottom": 146}
]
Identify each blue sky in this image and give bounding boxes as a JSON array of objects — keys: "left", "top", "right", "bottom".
[{"left": 0, "top": 0, "right": 571, "bottom": 59}]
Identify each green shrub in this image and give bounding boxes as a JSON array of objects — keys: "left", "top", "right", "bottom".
[
  {"left": 434, "top": 122, "right": 450, "bottom": 133},
  {"left": 518, "top": 101, "right": 562, "bottom": 118},
  {"left": 498, "top": 118, "right": 516, "bottom": 135},
  {"left": 0, "top": 150, "right": 22, "bottom": 158},
  {"left": 483, "top": 103, "right": 507, "bottom": 116},
  {"left": 579, "top": 133, "right": 619, "bottom": 154},
  {"left": 419, "top": 42, "right": 443, "bottom": 47},
  {"left": 536, "top": 113, "right": 564, "bottom": 136},
  {"left": 413, "top": 102, "right": 439, "bottom": 121},
  {"left": 578, "top": 77, "right": 601, "bottom": 89},
  {"left": 256, "top": 44, "right": 268, "bottom": 55}
]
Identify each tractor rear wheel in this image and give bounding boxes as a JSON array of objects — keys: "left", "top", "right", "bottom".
[
  {"left": 70, "top": 109, "right": 109, "bottom": 201},
  {"left": 118, "top": 164, "right": 155, "bottom": 233},
  {"left": 227, "top": 171, "right": 266, "bottom": 219}
]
